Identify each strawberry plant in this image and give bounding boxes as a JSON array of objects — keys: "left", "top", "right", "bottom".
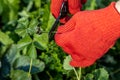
[{"left": 0, "top": 0, "right": 120, "bottom": 80}]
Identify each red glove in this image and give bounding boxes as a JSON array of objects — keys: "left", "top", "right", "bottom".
[
  {"left": 50, "top": 0, "right": 87, "bottom": 23},
  {"left": 55, "top": 2, "right": 120, "bottom": 67}
]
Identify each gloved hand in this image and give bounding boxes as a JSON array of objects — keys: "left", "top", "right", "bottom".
[
  {"left": 50, "top": 0, "right": 87, "bottom": 23},
  {"left": 55, "top": 2, "right": 120, "bottom": 67}
]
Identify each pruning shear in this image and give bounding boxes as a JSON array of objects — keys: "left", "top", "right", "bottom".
[{"left": 48, "top": 0, "right": 68, "bottom": 42}]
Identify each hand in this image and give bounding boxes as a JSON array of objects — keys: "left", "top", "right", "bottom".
[
  {"left": 50, "top": 0, "right": 87, "bottom": 23},
  {"left": 55, "top": 2, "right": 120, "bottom": 67}
]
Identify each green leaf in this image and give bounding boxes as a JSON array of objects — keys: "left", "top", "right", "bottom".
[
  {"left": 8, "top": 0, "right": 20, "bottom": 21},
  {"left": 0, "top": 0, "right": 3, "bottom": 14},
  {"left": 27, "top": 43, "right": 37, "bottom": 59},
  {"left": 84, "top": 68, "right": 109, "bottom": 80},
  {"left": 85, "top": 0, "right": 97, "bottom": 10},
  {"left": 92, "top": 68, "right": 109, "bottom": 80},
  {"left": 0, "top": 31, "right": 13, "bottom": 45},
  {"left": 10, "top": 70, "right": 32, "bottom": 80},
  {"left": 17, "top": 14, "right": 29, "bottom": 26},
  {"left": 15, "top": 17, "right": 29, "bottom": 37},
  {"left": 15, "top": 28, "right": 27, "bottom": 38},
  {"left": 84, "top": 74, "right": 94, "bottom": 80},
  {"left": 0, "top": 0, "right": 20, "bottom": 23},
  {"left": 13, "top": 56, "right": 45, "bottom": 74},
  {"left": 15, "top": 17, "right": 38, "bottom": 37},
  {"left": 46, "top": 13, "right": 55, "bottom": 31},
  {"left": 34, "top": 33, "right": 48, "bottom": 50},
  {"left": 5, "top": 45, "right": 19, "bottom": 65},
  {"left": 63, "top": 56, "right": 73, "bottom": 70},
  {"left": 34, "top": 0, "right": 41, "bottom": 8},
  {"left": 0, "top": 45, "right": 19, "bottom": 77},
  {"left": 27, "top": 18, "right": 38, "bottom": 35},
  {"left": 40, "top": 4, "right": 50, "bottom": 30},
  {"left": 17, "top": 35, "right": 32, "bottom": 50}
]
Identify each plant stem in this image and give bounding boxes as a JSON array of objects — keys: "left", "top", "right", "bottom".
[
  {"left": 28, "top": 58, "right": 33, "bottom": 77},
  {"left": 27, "top": 0, "right": 33, "bottom": 12},
  {"left": 73, "top": 67, "right": 82, "bottom": 80},
  {"left": 73, "top": 68, "right": 79, "bottom": 80},
  {"left": 46, "top": 71, "right": 53, "bottom": 80},
  {"left": 78, "top": 68, "right": 82, "bottom": 80}
]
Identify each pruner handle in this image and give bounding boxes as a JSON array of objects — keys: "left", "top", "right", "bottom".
[
  {"left": 59, "top": 0, "right": 68, "bottom": 19},
  {"left": 48, "top": 0, "right": 68, "bottom": 42}
]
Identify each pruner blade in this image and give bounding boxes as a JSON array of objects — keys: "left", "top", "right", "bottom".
[{"left": 48, "top": 0, "right": 68, "bottom": 42}]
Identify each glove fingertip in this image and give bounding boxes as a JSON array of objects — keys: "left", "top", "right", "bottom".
[
  {"left": 68, "top": 0, "right": 83, "bottom": 14},
  {"left": 50, "top": 0, "right": 63, "bottom": 18}
]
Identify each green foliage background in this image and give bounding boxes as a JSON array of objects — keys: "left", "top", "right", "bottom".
[{"left": 0, "top": 0, "right": 120, "bottom": 80}]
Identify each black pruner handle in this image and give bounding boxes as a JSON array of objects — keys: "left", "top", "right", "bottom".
[
  {"left": 48, "top": 16, "right": 60, "bottom": 42},
  {"left": 48, "top": 0, "right": 68, "bottom": 42},
  {"left": 59, "top": 0, "right": 68, "bottom": 19}
]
